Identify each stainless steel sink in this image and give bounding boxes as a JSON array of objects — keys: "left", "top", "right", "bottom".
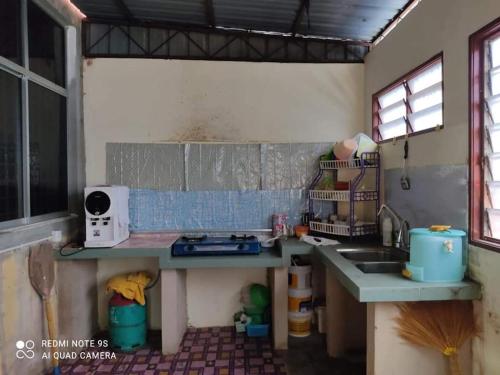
[
  {"left": 337, "top": 247, "right": 408, "bottom": 262},
  {"left": 336, "top": 245, "right": 409, "bottom": 274},
  {"left": 355, "top": 262, "right": 404, "bottom": 274}
]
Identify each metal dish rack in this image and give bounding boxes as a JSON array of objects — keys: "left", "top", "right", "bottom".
[{"left": 308, "top": 152, "right": 380, "bottom": 239}]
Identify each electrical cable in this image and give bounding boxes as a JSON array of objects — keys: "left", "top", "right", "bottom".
[
  {"left": 58, "top": 242, "right": 86, "bottom": 257},
  {"left": 145, "top": 269, "right": 161, "bottom": 290}
]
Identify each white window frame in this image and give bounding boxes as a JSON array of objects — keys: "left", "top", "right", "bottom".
[{"left": 0, "top": 0, "right": 77, "bottom": 230}]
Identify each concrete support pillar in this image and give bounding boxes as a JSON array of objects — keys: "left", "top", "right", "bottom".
[
  {"left": 161, "top": 269, "right": 187, "bottom": 354},
  {"left": 325, "top": 269, "right": 349, "bottom": 357},
  {"left": 269, "top": 267, "right": 288, "bottom": 350}
]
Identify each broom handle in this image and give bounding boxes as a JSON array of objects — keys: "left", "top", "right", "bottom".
[
  {"left": 44, "top": 297, "right": 59, "bottom": 369},
  {"left": 448, "top": 354, "right": 462, "bottom": 375}
]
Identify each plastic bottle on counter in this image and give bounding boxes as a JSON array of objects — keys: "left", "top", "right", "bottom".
[
  {"left": 273, "top": 213, "right": 288, "bottom": 237},
  {"left": 382, "top": 217, "right": 393, "bottom": 247}
]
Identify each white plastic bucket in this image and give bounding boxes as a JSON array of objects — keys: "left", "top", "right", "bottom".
[
  {"left": 288, "top": 311, "right": 312, "bottom": 337},
  {"left": 288, "top": 265, "right": 312, "bottom": 289},
  {"left": 288, "top": 288, "right": 312, "bottom": 312}
]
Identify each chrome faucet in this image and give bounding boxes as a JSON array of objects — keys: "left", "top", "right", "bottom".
[{"left": 377, "top": 204, "right": 410, "bottom": 250}]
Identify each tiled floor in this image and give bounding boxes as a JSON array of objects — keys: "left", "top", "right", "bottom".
[
  {"left": 59, "top": 327, "right": 287, "bottom": 374},
  {"left": 286, "top": 332, "right": 365, "bottom": 375},
  {"left": 59, "top": 327, "right": 365, "bottom": 374}
]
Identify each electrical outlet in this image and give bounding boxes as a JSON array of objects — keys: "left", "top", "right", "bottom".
[{"left": 51, "top": 230, "right": 62, "bottom": 243}]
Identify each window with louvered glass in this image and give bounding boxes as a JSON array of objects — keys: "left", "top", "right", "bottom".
[
  {"left": 470, "top": 18, "right": 500, "bottom": 251},
  {"left": 485, "top": 35, "right": 500, "bottom": 239},
  {"left": 373, "top": 55, "right": 443, "bottom": 142}
]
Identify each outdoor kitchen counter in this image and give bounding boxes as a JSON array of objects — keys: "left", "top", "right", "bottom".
[
  {"left": 314, "top": 244, "right": 481, "bottom": 302},
  {"left": 55, "top": 232, "right": 178, "bottom": 260},
  {"left": 54, "top": 233, "right": 306, "bottom": 355},
  {"left": 309, "top": 243, "right": 482, "bottom": 375},
  {"left": 54, "top": 234, "right": 481, "bottom": 361},
  {"left": 55, "top": 232, "right": 284, "bottom": 268},
  {"left": 55, "top": 235, "right": 481, "bottom": 300}
]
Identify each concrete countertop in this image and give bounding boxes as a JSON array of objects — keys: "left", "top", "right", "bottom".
[
  {"left": 313, "top": 244, "right": 482, "bottom": 302},
  {"left": 55, "top": 232, "right": 284, "bottom": 269},
  {"left": 55, "top": 233, "right": 481, "bottom": 302},
  {"left": 56, "top": 232, "right": 177, "bottom": 260}
]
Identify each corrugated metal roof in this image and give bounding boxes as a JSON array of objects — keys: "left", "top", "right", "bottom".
[
  {"left": 125, "top": 0, "right": 207, "bottom": 25},
  {"left": 297, "top": 0, "right": 409, "bottom": 40},
  {"left": 214, "top": 0, "right": 301, "bottom": 33},
  {"left": 72, "top": 0, "right": 413, "bottom": 42},
  {"left": 75, "top": 0, "right": 123, "bottom": 20}
]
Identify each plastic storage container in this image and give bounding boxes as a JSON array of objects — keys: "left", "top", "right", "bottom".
[
  {"left": 354, "top": 132, "right": 378, "bottom": 157},
  {"left": 288, "top": 288, "right": 312, "bottom": 312},
  {"left": 108, "top": 293, "right": 147, "bottom": 351},
  {"left": 243, "top": 305, "right": 265, "bottom": 324},
  {"left": 288, "top": 311, "right": 312, "bottom": 337},
  {"left": 288, "top": 265, "right": 312, "bottom": 289},
  {"left": 246, "top": 324, "right": 269, "bottom": 337},
  {"left": 405, "top": 227, "right": 466, "bottom": 282},
  {"left": 333, "top": 138, "right": 357, "bottom": 160}
]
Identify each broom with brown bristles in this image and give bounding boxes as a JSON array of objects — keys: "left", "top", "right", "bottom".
[{"left": 395, "top": 300, "right": 478, "bottom": 375}]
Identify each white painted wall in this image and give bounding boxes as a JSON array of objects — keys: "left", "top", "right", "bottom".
[
  {"left": 83, "top": 59, "right": 365, "bottom": 327},
  {"left": 83, "top": 59, "right": 364, "bottom": 185},
  {"left": 187, "top": 268, "right": 268, "bottom": 327},
  {"left": 364, "top": 1, "right": 500, "bottom": 373},
  {"left": 366, "top": 302, "right": 471, "bottom": 375}
]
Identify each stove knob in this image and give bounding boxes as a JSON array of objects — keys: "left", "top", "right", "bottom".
[
  {"left": 237, "top": 244, "right": 244, "bottom": 250},
  {"left": 187, "top": 245, "right": 194, "bottom": 251}
]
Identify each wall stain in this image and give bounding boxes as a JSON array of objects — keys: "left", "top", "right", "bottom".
[
  {"left": 165, "top": 124, "right": 240, "bottom": 143},
  {"left": 487, "top": 311, "right": 500, "bottom": 334}
]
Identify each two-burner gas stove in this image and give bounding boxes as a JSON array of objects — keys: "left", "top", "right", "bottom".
[{"left": 171, "top": 234, "right": 261, "bottom": 256}]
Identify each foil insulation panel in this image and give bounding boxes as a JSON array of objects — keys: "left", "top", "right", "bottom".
[
  {"left": 106, "top": 143, "right": 185, "bottom": 190},
  {"left": 185, "top": 143, "right": 261, "bottom": 191},
  {"left": 107, "top": 142, "right": 334, "bottom": 230}
]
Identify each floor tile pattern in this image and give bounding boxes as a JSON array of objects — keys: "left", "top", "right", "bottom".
[{"left": 59, "top": 327, "right": 287, "bottom": 374}]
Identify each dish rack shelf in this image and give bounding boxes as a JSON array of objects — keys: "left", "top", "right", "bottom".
[
  {"left": 309, "top": 221, "right": 378, "bottom": 237},
  {"left": 308, "top": 152, "right": 380, "bottom": 239},
  {"left": 309, "top": 189, "right": 378, "bottom": 202},
  {"left": 319, "top": 152, "right": 380, "bottom": 169}
]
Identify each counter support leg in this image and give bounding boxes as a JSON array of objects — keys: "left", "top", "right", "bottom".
[
  {"left": 161, "top": 269, "right": 187, "bottom": 355},
  {"left": 325, "top": 269, "right": 349, "bottom": 357},
  {"left": 270, "top": 267, "right": 288, "bottom": 350},
  {"left": 366, "top": 303, "right": 375, "bottom": 375}
]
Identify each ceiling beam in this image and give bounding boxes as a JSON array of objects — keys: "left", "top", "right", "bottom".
[
  {"left": 85, "top": 18, "right": 372, "bottom": 46},
  {"left": 290, "top": 0, "right": 308, "bottom": 35},
  {"left": 205, "top": 0, "right": 216, "bottom": 27},
  {"left": 113, "top": 0, "right": 135, "bottom": 21}
]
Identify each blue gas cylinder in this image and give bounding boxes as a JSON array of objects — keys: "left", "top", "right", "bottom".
[{"left": 108, "top": 293, "right": 147, "bottom": 351}]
